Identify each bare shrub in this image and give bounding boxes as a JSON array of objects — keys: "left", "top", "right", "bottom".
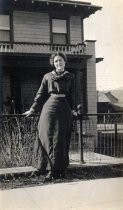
[{"left": 0, "top": 115, "right": 39, "bottom": 168}]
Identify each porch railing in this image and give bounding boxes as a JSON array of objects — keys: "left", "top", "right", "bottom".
[
  {"left": 0, "top": 113, "right": 123, "bottom": 168},
  {"left": 0, "top": 42, "right": 86, "bottom": 55}
]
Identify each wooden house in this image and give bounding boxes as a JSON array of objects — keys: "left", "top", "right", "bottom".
[
  {"left": 0, "top": 0, "right": 102, "bottom": 114},
  {"left": 97, "top": 90, "right": 123, "bottom": 113}
]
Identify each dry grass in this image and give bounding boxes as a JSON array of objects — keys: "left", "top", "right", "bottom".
[{"left": 0, "top": 116, "right": 39, "bottom": 168}]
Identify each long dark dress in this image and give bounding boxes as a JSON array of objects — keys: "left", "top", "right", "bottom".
[{"left": 31, "top": 70, "right": 75, "bottom": 173}]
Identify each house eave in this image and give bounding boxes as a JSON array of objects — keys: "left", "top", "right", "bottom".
[
  {"left": 0, "top": 52, "right": 92, "bottom": 61},
  {"left": 33, "top": 0, "right": 102, "bottom": 18},
  {"left": 96, "top": 57, "right": 104, "bottom": 63},
  {"left": 0, "top": 0, "right": 102, "bottom": 18}
]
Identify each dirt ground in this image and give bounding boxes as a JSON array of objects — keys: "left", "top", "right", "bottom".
[{"left": 0, "top": 165, "right": 123, "bottom": 190}]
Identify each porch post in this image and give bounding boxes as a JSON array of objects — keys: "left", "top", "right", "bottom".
[
  {"left": 85, "top": 40, "right": 98, "bottom": 149},
  {"left": 0, "top": 66, "right": 3, "bottom": 113}
]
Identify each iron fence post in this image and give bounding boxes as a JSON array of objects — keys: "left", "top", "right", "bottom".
[
  {"left": 77, "top": 105, "right": 85, "bottom": 164},
  {"left": 114, "top": 123, "right": 117, "bottom": 156}
]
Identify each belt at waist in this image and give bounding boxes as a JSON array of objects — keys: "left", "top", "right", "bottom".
[{"left": 51, "top": 93, "right": 66, "bottom": 97}]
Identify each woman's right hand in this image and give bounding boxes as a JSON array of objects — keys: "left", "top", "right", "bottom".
[{"left": 22, "top": 109, "right": 34, "bottom": 117}]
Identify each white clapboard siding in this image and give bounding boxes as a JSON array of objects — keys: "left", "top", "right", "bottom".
[
  {"left": 70, "top": 16, "right": 82, "bottom": 44},
  {"left": 13, "top": 11, "right": 50, "bottom": 43}
]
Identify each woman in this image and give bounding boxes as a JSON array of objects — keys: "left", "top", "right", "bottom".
[{"left": 24, "top": 52, "right": 76, "bottom": 181}]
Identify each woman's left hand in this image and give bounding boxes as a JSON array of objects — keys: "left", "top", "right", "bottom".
[{"left": 72, "top": 110, "right": 77, "bottom": 117}]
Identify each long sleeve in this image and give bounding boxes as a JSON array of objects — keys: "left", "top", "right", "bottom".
[
  {"left": 30, "top": 75, "right": 48, "bottom": 112},
  {"left": 66, "top": 74, "right": 75, "bottom": 110}
]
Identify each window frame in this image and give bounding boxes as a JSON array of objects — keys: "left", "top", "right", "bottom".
[
  {"left": 0, "top": 12, "right": 13, "bottom": 43},
  {"left": 50, "top": 16, "right": 70, "bottom": 45}
]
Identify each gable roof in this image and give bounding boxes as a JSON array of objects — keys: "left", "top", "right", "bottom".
[
  {"left": 97, "top": 90, "right": 123, "bottom": 112},
  {"left": 105, "top": 92, "right": 118, "bottom": 104},
  {"left": 111, "top": 88, "right": 123, "bottom": 103},
  {"left": 97, "top": 91, "right": 110, "bottom": 103}
]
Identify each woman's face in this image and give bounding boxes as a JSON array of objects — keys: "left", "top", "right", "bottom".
[{"left": 53, "top": 55, "right": 66, "bottom": 73}]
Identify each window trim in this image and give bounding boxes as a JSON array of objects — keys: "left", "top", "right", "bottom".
[
  {"left": 0, "top": 12, "right": 13, "bottom": 43},
  {"left": 50, "top": 15, "right": 70, "bottom": 45}
]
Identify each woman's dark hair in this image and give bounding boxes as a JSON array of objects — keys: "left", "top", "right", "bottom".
[{"left": 49, "top": 52, "right": 67, "bottom": 66}]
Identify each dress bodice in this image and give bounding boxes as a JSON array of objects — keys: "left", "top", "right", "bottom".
[{"left": 30, "top": 71, "right": 75, "bottom": 111}]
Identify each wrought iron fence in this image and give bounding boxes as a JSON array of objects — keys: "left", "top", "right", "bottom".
[
  {"left": 0, "top": 113, "right": 123, "bottom": 168},
  {"left": 70, "top": 113, "right": 123, "bottom": 164}
]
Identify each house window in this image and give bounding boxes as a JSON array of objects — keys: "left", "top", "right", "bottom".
[
  {"left": 52, "top": 19, "right": 67, "bottom": 44},
  {"left": 0, "top": 14, "right": 10, "bottom": 41}
]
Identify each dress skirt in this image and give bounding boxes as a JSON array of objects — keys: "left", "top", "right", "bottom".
[{"left": 33, "top": 95, "right": 72, "bottom": 172}]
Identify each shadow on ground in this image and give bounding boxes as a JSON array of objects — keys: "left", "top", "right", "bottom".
[{"left": 0, "top": 165, "right": 123, "bottom": 190}]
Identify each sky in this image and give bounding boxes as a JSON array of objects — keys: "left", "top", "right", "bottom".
[{"left": 74, "top": 0, "right": 123, "bottom": 91}]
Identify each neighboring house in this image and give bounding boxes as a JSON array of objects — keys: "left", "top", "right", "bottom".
[
  {"left": 111, "top": 87, "right": 123, "bottom": 112},
  {"left": 0, "top": 0, "right": 102, "bottom": 114},
  {"left": 97, "top": 91, "right": 111, "bottom": 113},
  {"left": 97, "top": 90, "right": 123, "bottom": 113}
]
